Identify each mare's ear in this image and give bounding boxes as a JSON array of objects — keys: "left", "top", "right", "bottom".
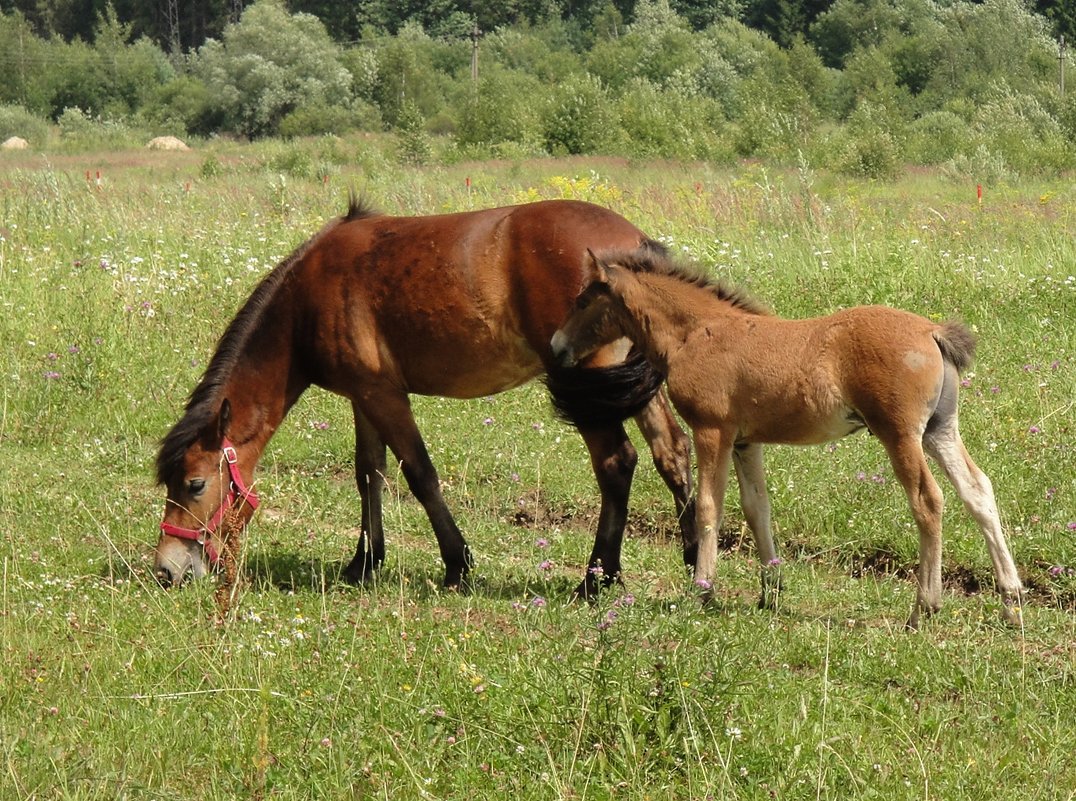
[{"left": 216, "top": 399, "right": 232, "bottom": 444}]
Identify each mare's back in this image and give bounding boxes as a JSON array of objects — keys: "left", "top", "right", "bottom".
[{"left": 297, "top": 201, "right": 648, "bottom": 397}]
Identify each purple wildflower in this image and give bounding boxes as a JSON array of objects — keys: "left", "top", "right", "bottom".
[
  {"left": 535, "top": 538, "right": 549, "bottom": 549},
  {"left": 531, "top": 596, "right": 547, "bottom": 608},
  {"left": 43, "top": 371, "right": 61, "bottom": 380}
]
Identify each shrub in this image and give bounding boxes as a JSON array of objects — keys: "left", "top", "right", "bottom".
[
  {"left": 616, "top": 79, "right": 728, "bottom": 160},
  {"left": 541, "top": 73, "right": 620, "bottom": 155},
  {"left": 454, "top": 67, "right": 544, "bottom": 151},
  {"left": 904, "top": 111, "right": 972, "bottom": 164},
  {"left": 278, "top": 101, "right": 380, "bottom": 138},
  {"left": 0, "top": 104, "right": 49, "bottom": 146}
]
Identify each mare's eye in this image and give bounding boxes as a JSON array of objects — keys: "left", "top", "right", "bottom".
[{"left": 188, "top": 478, "right": 207, "bottom": 496}]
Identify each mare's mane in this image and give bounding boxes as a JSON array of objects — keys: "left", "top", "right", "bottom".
[
  {"left": 604, "top": 247, "right": 770, "bottom": 317},
  {"left": 155, "top": 195, "right": 379, "bottom": 485}
]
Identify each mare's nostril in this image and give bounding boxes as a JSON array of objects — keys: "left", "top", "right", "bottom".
[{"left": 155, "top": 567, "right": 175, "bottom": 588}]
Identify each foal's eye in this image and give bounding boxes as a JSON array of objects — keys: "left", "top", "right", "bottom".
[{"left": 187, "top": 478, "right": 207, "bottom": 496}]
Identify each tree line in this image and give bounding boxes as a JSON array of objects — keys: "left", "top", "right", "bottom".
[{"left": 1, "top": 0, "right": 1074, "bottom": 178}]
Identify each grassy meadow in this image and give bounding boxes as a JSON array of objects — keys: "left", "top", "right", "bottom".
[{"left": 1, "top": 137, "right": 1074, "bottom": 800}]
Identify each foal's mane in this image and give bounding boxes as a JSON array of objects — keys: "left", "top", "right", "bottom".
[
  {"left": 155, "top": 195, "right": 379, "bottom": 485},
  {"left": 605, "top": 247, "right": 770, "bottom": 317}
]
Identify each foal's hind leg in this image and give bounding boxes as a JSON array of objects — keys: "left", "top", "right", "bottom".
[
  {"left": 732, "top": 443, "right": 781, "bottom": 608},
  {"left": 342, "top": 403, "right": 387, "bottom": 584},
  {"left": 634, "top": 390, "right": 696, "bottom": 567},
  {"left": 924, "top": 426, "right": 1024, "bottom": 625},
  {"left": 573, "top": 424, "right": 638, "bottom": 600},
  {"left": 879, "top": 435, "right": 945, "bottom": 630}
]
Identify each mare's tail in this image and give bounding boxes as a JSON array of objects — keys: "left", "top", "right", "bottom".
[
  {"left": 933, "top": 322, "right": 977, "bottom": 373},
  {"left": 546, "top": 350, "right": 664, "bottom": 429}
]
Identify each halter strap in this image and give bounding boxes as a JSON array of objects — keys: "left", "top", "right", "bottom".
[{"left": 158, "top": 438, "right": 259, "bottom": 565}]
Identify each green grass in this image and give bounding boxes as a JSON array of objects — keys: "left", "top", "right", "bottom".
[{"left": 1, "top": 138, "right": 1074, "bottom": 799}]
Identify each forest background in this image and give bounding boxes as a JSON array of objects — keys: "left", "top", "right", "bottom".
[{"left": 3, "top": 0, "right": 1076, "bottom": 179}]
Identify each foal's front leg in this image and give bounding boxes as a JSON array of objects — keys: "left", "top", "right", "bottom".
[
  {"left": 693, "top": 427, "right": 735, "bottom": 603},
  {"left": 732, "top": 443, "right": 781, "bottom": 609}
]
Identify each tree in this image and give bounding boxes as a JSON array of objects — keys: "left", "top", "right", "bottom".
[{"left": 192, "top": 0, "right": 352, "bottom": 137}]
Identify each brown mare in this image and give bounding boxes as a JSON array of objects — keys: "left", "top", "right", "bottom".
[
  {"left": 550, "top": 249, "right": 1024, "bottom": 628},
  {"left": 154, "top": 198, "right": 696, "bottom": 599}
]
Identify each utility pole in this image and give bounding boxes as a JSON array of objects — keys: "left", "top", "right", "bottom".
[
  {"left": 471, "top": 22, "right": 480, "bottom": 85},
  {"left": 1060, "top": 35, "right": 1067, "bottom": 98},
  {"left": 166, "top": 0, "right": 180, "bottom": 54}
]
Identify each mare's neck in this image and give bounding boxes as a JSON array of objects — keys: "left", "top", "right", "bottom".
[{"left": 220, "top": 304, "right": 310, "bottom": 468}]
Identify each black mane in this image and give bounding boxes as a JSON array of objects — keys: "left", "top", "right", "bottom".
[
  {"left": 155, "top": 198, "right": 380, "bottom": 486},
  {"left": 601, "top": 246, "right": 770, "bottom": 317}
]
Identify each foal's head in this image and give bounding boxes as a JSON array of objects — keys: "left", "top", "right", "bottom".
[{"left": 551, "top": 250, "right": 634, "bottom": 368}]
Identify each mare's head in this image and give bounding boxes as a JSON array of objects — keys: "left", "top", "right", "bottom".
[
  {"left": 154, "top": 399, "right": 259, "bottom": 586},
  {"left": 551, "top": 249, "right": 636, "bottom": 368}
]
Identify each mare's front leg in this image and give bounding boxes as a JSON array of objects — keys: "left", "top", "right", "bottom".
[
  {"left": 732, "top": 443, "right": 781, "bottom": 608},
  {"left": 693, "top": 427, "right": 734, "bottom": 605},
  {"left": 342, "top": 403, "right": 387, "bottom": 584},
  {"left": 356, "top": 391, "right": 473, "bottom": 590},
  {"left": 635, "top": 390, "right": 696, "bottom": 568},
  {"left": 573, "top": 423, "right": 638, "bottom": 600}
]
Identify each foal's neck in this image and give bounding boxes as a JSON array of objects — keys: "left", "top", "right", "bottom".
[{"left": 620, "top": 273, "right": 736, "bottom": 368}]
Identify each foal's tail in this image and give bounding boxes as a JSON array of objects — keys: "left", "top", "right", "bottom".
[
  {"left": 933, "top": 321, "right": 977, "bottom": 373},
  {"left": 546, "top": 350, "right": 664, "bottom": 429}
]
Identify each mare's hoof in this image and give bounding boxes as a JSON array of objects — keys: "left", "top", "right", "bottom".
[{"left": 341, "top": 558, "right": 379, "bottom": 585}]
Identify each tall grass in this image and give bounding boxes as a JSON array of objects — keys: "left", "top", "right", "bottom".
[{"left": 1, "top": 138, "right": 1074, "bottom": 799}]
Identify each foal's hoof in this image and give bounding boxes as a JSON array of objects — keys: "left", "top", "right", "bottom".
[{"left": 1000, "top": 594, "right": 1024, "bottom": 627}]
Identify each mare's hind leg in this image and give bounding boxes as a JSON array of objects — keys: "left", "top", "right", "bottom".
[
  {"left": 342, "top": 403, "right": 387, "bottom": 584},
  {"left": 356, "top": 391, "right": 472, "bottom": 590},
  {"left": 924, "top": 425, "right": 1024, "bottom": 625},
  {"left": 634, "top": 389, "right": 696, "bottom": 567},
  {"left": 573, "top": 424, "right": 638, "bottom": 600},
  {"left": 879, "top": 434, "right": 945, "bottom": 630},
  {"left": 732, "top": 443, "right": 780, "bottom": 608}
]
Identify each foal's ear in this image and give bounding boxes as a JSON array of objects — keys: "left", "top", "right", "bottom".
[{"left": 583, "top": 248, "right": 610, "bottom": 284}]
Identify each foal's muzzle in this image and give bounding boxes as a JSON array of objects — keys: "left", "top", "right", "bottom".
[{"left": 550, "top": 331, "right": 577, "bottom": 367}]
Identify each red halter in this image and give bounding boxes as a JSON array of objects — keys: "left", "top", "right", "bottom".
[{"left": 158, "top": 439, "right": 260, "bottom": 566}]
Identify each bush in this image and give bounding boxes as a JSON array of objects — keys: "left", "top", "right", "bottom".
[
  {"left": 616, "top": 79, "right": 728, "bottom": 160},
  {"left": 454, "top": 67, "right": 544, "bottom": 151},
  {"left": 541, "top": 73, "right": 620, "bottom": 155},
  {"left": 904, "top": 111, "right": 971, "bottom": 164},
  {"left": 56, "top": 106, "right": 141, "bottom": 150},
  {"left": 278, "top": 101, "right": 380, "bottom": 138},
  {"left": 829, "top": 104, "right": 902, "bottom": 179},
  {"left": 0, "top": 104, "right": 49, "bottom": 146}
]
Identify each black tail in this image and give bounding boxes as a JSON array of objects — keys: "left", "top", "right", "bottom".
[{"left": 546, "top": 350, "right": 664, "bottom": 429}]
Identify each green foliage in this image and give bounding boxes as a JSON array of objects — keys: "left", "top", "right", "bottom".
[
  {"left": 395, "top": 98, "right": 433, "bottom": 165},
  {"left": 454, "top": 67, "right": 545, "bottom": 152},
  {"left": 140, "top": 76, "right": 224, "bottom": 137},
  {"left": 903, "top": 110, "right": 973, "bottom": 165},
  {"left": 541, "top": 72, "right": 619, "bottom": 155},
  {"left": 192, "top": 0, "right": 353, "bottom": 138},
  {"left": 0, "top": 103, "right": 48, "bottom": 144},
  {"left": 616, "top": 79, "right": 731, "bottom": 160}
]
